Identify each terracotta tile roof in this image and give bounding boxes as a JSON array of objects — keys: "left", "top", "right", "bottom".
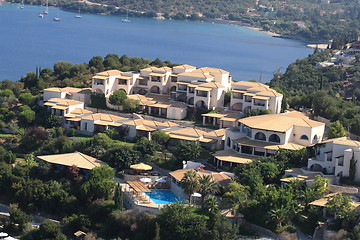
[
  {"left": 69, "top": 108, "right": 93, "bottom": 115},
  {"left": 95, "top": 70, "right": 122, "bottom": 76},
  {"left": 81, "top": 113, "right": 125, "bottom": 122},
  {"left": 233, "top": 137, "right": 306, "bottom": 150},
  {"left": 204, "top": 129, "right": 226, "bottom": 138},
  {"left": 167, "top": 127, "right": 207, "bottom": 140},
  {"left": 213, "top": 149, "right": 255, "bottom": 164},
  {"left": 195, "top": 67, "right": 229, "bottom": 74},
  {"left": 44, "top": 87, "right": 84, "bottom": 93},
  {"left": 198, "top": 82, "right": 225, "bottom": 89},
  {"left": 178, "top": 71, "right": 213, "bottom": 79},
  {"left": 169, "top": 168, "right": 231, "bottom": 187},
  {"left": 321, "top": 137, "right": 360, "bottom": 147},
  {"left": 37, "top": 152, "right": 106, "bottom": 170},
  {"left": 46, "top": 98, "right": 84, "bottom": 107},
  {"left": 173, "top": 64, "right": 197, "bottom": 70},
  {"left": 238, "top": 112, "right": 324, "bottom": 132}
]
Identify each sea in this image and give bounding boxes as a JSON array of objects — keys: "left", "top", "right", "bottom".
[{"left": 0, "top": 3, "right": 313, "bottom": 82}]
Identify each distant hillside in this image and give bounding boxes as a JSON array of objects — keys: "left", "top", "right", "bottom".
[{"left": 62, "top": 0, "right": 360, "bottom": 41}]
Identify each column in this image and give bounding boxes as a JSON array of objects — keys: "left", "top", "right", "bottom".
[
  {"left": 159, "top": 108, "right": 162, "bottom": 116},
  {"left": 203, "top": 116, "right": 206, "bottom": 125},
  {"left": 213, "top": 117, "right": 216, "bottom": 126},
  {"left": 148, "top": 106, "right": 151, "bottom": 115}
]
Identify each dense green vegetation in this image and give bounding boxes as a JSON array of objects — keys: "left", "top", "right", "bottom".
[
  {"left": 270, "top": 50, "right": 360, "bottom": 135},
  {"left": 11, "top": 0, "right": 360, "bottom": 41}
]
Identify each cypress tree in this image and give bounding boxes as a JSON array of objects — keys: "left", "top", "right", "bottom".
[
  {"left": 154, "top": 222, "right": 160, "bottom": 240},
  {"left": 114, "top": 183, "right": 123, "bottom": 210}
]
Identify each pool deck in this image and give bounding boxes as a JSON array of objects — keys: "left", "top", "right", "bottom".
[{"left": 120, "top": 182, "right": 168, "bottom": 214}]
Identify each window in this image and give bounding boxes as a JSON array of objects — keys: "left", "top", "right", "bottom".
[
  {"left": 84, "top": 122, "right": 88, "bottom": 131},
  {"left": 269, "top": 134, "right": 280, "bottom": 143},
  {"left": 227, "top": 137, "right": 231, "bottom": 147},
  {"left": 300, "top": 135, "right": 308, "bottom": 140},
  {"left": 254, "top": 132, "right": 266, "bottom": 141},
  {"left": 313, "top": 135, "right": 318, "bottom": 143}
]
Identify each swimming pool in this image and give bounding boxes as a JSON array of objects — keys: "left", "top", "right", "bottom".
[{"left": 145, "top": 190, "right": 184, "bottom": 204}]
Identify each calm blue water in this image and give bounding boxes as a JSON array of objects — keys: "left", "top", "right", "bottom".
[
  {"left": 145, "top": 189, "right": 184, "bottom": 204},
  {"left": 0, "top": 3, "right": 312, "bottom": 82}
]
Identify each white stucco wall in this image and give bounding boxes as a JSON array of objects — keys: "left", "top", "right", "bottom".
[{"left": 167, "top": 107, "right": 187, "bottom": 120}]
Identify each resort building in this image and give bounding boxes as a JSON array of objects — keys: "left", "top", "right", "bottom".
[
  {"left": 44, "top": 98, "right": 85, "bottom": 117},
  {"left": 91, "top": 65, "right": 232, "bottom": 112},
  {"left": 307, "top": 137, "right": 360, "bottom": 181},
  {"left": 230, "top": 81, "right": 283, "bottom": 114},
  {"left": 169, "top": 167, "right": 232, "bottom": 199},
  {"left": 202, "top": 110, "right": 242, "bottom": 128},
  {"left": 42, "top": 87, "right": 92, "bottom": 105},
  {"left": 217, "top": 111, "right": 325, "bottom": 167}
]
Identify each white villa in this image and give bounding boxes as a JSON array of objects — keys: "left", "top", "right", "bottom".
[
  {"left": 308, "top": 137, "right": 360, "bottom": 181},
  {"left": 44, "top": 98, "right": 85, "bottom": 117},
  {"left": 230, "top": 81, "right": 283, "bottom": 114},
  {"left": 42, "top": 87, "right": 92, "bottom": 105},
  {"left": 216, "top": 111, "right": 325, "bottom": 167},
  {"left": 91, "top": 65, "right": 232, "bottom": 111}
]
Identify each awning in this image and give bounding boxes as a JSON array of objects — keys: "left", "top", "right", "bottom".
[
  {"left": 177, "top": 82, "right": 189, "bottom": 85},
  {"left": 52, "top": 105, "right": 68, "bottom": 110},
  {"left": 149, "top": 103, "right": 170, "bottom": 108},
  {"left": 93, "top": 75, "right": 108, "bottom": 80},
  {"left": 109, "top": 122, "right": 123, "bottom": 127},
  {"left": 130, "top": 163, "right": 153, "bottom": 171},
  {"left": 232, "top": 90, "right": 246, "bottom": 93},
  {"left": 137, "top": 125, "right": 157, "bottom": 132},
  {"left": 220, "top": 117, "right": 238, "bottom": 122},
  {"left": 168, "top": 134, "right": 199, "bottom": 141},
  {"left": 188, "top": 84, "right": 199, "bottom": 88},
  {"left": 199, "top": 138, "right": 217, "bottom": 143},
  {"left": 213, "top": 150, "right": 255, "bottom": 164},
  {"left": 126, "top": 181, "right": 151, "bottom": 193},
  {"left": 149, "top": 73, "right": 166, "bottom": 77},
  {"left": 117, "top": 76, "right": 132, "bottom": 80},
  {"left": 44, "top": 102, "right": 56, "bottom": 106},
  {"left": 95, "top": 120, "right": 112, "bottom": 126},
  {"left": 202, "top": 112, "right": 225, "bottom": 118},
  {"left": 196, "top": 87, "right": 211, "bottom": 92},
  {"left": 244, "top": 93, "right": 255, "bottom": 96},
  {"left": 233, "top": 137, "right": 305, "bottom": 151},
  {"left": 253, "top": 96, "right": 270, "bottom": 100},
  {"left": 66, "top": 118, "right": 81, "bottom": 122}
]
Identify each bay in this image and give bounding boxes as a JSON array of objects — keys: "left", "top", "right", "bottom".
[{"left": 0, "top": 3, "right": 312, "bottom": 82}]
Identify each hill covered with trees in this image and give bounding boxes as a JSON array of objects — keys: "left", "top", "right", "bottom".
[{"left": 14, "top": 0, "right": 360, "bottom": 41}]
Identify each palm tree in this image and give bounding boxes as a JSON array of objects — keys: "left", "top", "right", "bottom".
[
  {"left": 198, "top": 175, "right": 219, "bottom": 203},
  {"left": 180, "top": 170, "right": 199, "bottom": 204},
  {"left": 269, "top": 206, "right": 288, "bottom": 228}
]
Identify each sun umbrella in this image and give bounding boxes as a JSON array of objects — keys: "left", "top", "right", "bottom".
[
  {"left": 0, "top": 232, "right": 9, "bottom": 237},
  {"left": 130, "top": 163, "right": 152, "bottom": 171},
  {"left": 191, "top": 192, "right": 202, "bottom": 197},
  {"left": 4, "top": 237, "right": 19, "bottom": 240},
  {"left": 156, "top": 178, "right": 167, "bottom": 183},
  {"left": 140, "top": 177, "right": 152, "bottom": 183}
]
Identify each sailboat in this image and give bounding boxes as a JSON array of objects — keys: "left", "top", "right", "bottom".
[
  {"left": 42, "top": 0, "right": 48, "bottom": 15},
  {"left": 18, "top": 0, "right": 24, "bottom": 9},
  {"left": 75, "top": 7, "right": 82, "bottom": 18},
  {"left": 121, "top": 8, "right": 130, "bottom": 23},
  {"left": 53, "top": 7, "right": 60, "bottom": 21}
]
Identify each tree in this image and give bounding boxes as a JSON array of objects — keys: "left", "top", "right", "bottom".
[
  {"left": 157, "top": 203, "right": 208, "bottom": 240},
  {"left": 222, "top": 181, "right": 249, "bottom": 214},
  {"left": 198, "top": 175, "right": 219, "bottom": 203},
  {"left": 180, "top": 170, "right": 199, "bottom": 204},
  {"left": 173, "top": 141, "right": 201, "bottom": 162},
  {"left": 114, "top": 183, "right": 123, "bottom": 210},
  {"left": 326, "top": 193, "right": 354, "bottom": 220},
  {"left": 36, "top": 220, "right": 67, "bottom": 240},
  {"left": 123, "top": 98, "right": 139, "bottom": 112},
  {"left": 202, "top": 195, "right": 218, "bottom": 216},
  {"left": 90, "top": 93, "right": 107, "bottom": 110},
  {"left": 45, "top": 115, "right": 63, "bottom": 128},
  {"left": 102, "top": 145, "right": 139, "bottom": 171},
  {"left": 18, "top": 92, "right": 36, "bottom": 105},
  {"left": 92, "top": 133, "right": 113, "bottom": 149},
  {"left": 89, "top": 56, "right": 104, "bottom": 73},
  {"left": 53, "top": 61, "right": 72, "bottom": 79},
  {"left": 133, "top": 137, "right": 160, "bottom": 158},
  {"left": 81, "top": 165, "right": 115, "bottom": 203},
  {"left": 154, "top": 222, "right": 160, "bottom": 240},
  {"left": 151, "top": 130, "right": 170, "bottom": 146},
  {"left": 5, "top": 150, "right": 16, "bottom": 164},
  {"left": 109, "top": 90, "right": 128, "bottom": 110},
  {"left": 9, "top": 205, "right": 33, "bottom": 233},
  {"left": 269, "top": 205, "right": 288, "bottom": 228},
  {"left": 19, "top": 109, "right": 36, "bottom": 125},
  {"left": 328, "top": 120, "right": 347, "bottom": 139}
]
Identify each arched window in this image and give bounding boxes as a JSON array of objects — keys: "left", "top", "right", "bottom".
[
  {"left": 300, "top": 135, "right": 309, "bottom": 140},
  {"left": 313, "top": 135, "right": 318, "bottom": 143},
  {"left": 227, "top": 137, "right": 231, "bottom": 147},
  {"left": 269, "top": 134, "right": 280, "bottom": 143},
  {"left": 255, "top": 132, "right": 266, "bottom": 141}
]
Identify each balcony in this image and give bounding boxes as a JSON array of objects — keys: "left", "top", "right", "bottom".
[
  {"left": 177, "top": 86, "right": 187, "bottom": 92},
  {"left": 171, "top": 76, "right": 177, "bottom": 82},
  {"left": 138, "top": 80, "right": 148, "bottom": 86},
  {"left": 245, "top": 96, "right": 252, "bottom": 103},
  {"left": 118, "top": 80, "right": 127, "bottom": 85},
  {"left": 196, "top": 91, "right": 208, "bottom": 97},
  {"left": 151, "top": 77, "right": 161, "bottom": 82},
  {"left": 254, "top": 100, "right": 266, "bottom": 107},
  {"left": 188, "top": 87, "right": 195, "bottom": 94},
  {"left": 93, "top": 80, "right": 104, "bottom": 85},
  {"left": 232, "top": 93, "right": 243, "bottom": 99}
]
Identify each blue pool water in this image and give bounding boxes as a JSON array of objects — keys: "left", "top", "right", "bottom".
[{"left": 145, "top": 190, "right": 184, "bottom": 204}]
